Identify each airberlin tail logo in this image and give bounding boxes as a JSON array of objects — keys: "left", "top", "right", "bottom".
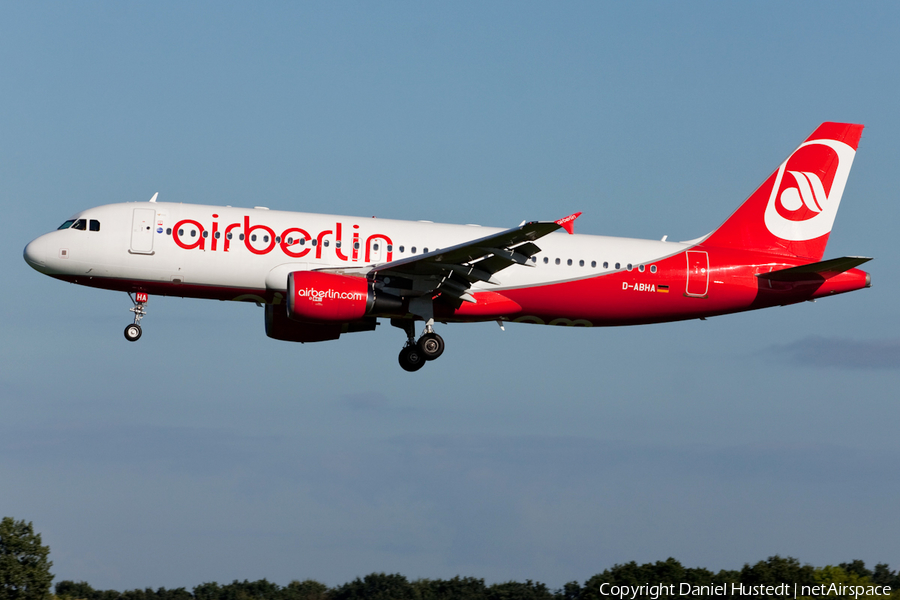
[
  {"left": 781, "top": 171, "right": 827, "bottom": 213},
  {"left": 763, "top": 138, "right": 856, "bottom": 241}
]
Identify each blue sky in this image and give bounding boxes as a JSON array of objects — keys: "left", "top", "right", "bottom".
[{"left": 2, "top": 1, "right": 899, "bottom": 590}]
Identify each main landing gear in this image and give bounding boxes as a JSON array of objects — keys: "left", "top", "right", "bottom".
[
  {"left": 393, "top": 318, "right": 445, "bottom": 372},
  {"left": 124, "top": 292, "right": 148, "bottom": 342}
]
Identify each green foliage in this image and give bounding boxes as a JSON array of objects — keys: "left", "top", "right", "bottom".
[
  {"left": 190, "top": 580, "right": 310, "bottom": 600},
  {"left": 872, "top": 564, "right": 900, "bottom": 589},
  {"left": 331, "top": 573, "right": 416, "bottom": 600},
  {"left": 119, "top": 589, "right": 192, "bottom": 600},
  {"left": 839, "top": 560, "right": 872, "bottom": 580},
  {"left": 0, "top": 517, "right": 54, "bottom": 600},
  {"left": 55, "top": 579, "right": 120, "bottom": 600},
  {"left": 739, "top": 555, "right": 817, "bottom": 590},
  {"left": 283, "top": 581, "right": 328, "bottom": 600},
  {"left": 581, "top": 557, "right": 720, "bottom": 599},
  {"left": 485, "top": 580, "right": 553, "bottom": 600},
  {"left": 803, "top": 565, "right": 896, "bottom": 600},
  {"left": 412, "top": 576, "right": 487, "bottom": 600},
  {"left": 43, "top": 556, "right": 900, "bottom": 600},
  {"left": 55, "top": 582, "right": 96, "bottom": 600}
]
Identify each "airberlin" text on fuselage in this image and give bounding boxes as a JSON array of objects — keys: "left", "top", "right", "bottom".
[{"left": 171, "top": 214, "right": 393, "bottom": 263}]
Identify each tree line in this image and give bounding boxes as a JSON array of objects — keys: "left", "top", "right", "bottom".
[
  {"left": 51, "top": 558, "right": 900, "bottom": 600},
  {"left": 3, "top": 517, "right": 899, "bottom": 600}
]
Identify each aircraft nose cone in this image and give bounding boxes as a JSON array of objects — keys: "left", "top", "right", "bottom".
[{"left": 23, "top": 236, "right": 51, "bottom": 272}]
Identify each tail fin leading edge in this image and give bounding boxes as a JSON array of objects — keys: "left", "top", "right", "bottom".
[{"left": 703, "top": 122, "right": 864, "bottom": 261}]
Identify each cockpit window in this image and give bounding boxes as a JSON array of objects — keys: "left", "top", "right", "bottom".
[
  {"left": 72, "top": 219, "right": 87, "bottom": 231},
  {"left": 58, "top": 220, "right": 75, "bottom": 230},
  {"left": 89, "top": 219, "right": 100, "bottom": 231}
]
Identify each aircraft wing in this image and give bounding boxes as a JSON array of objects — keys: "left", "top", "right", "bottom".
[{"left": 366, "top": 212, "right": 581, "bottom": 304}]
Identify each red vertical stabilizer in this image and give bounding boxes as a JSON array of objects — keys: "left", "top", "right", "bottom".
[{"left": 702, "top": 122, "right": 863, "bottom": 261}]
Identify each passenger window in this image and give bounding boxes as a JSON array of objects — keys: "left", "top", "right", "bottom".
[
  {"left": 239, "top": 234, "right": 245, "bottom": 241},
  {"left": 591, "top": 261, "right": 597, "bottom": 268},
  {"left": 423, "top": 247, "right": 429, "bottom": 253},
  {"left": 651, "top": 265, "right": 657, "bottom": 273},
  {"left": 638, "top": 264, "right": 645, "bottom": 272},
  {"left": 202, "top": 231, "right": 208, "bottom": 238},
  {"left": 178, "top": 228, "right": 184, "bottom": 236},
  {"left": 399, "top": 245, "right": 405, "bottom": 253},
  {"left": 57, "top": 220, "right": 75, "bottom": 230},
  {"left": 190, "top": 230, "right": 197, "bottom": 237},
  {"left": 312, "top": 239, "right": 317, "bottom": 246},
  {"left": 603, "top": 262, "right": 609, "bottom": 268},
  {"left": 299, "top": 238, "right": 305, "bottom": 245},
  {"left": 336, "top": 241, "right": 342, "bottom": 248},
  {"left": 615, "top": 262, "right": 620, "bottom": 269},
  {"left": 324, "top": 240, "right": 330, "bottom": 247},
  {"left": 555, "top": 258, "right": 560, "bottom": 265},
  {"left": 531, "top": 256, "right": 537, "bottom": 263},
  {"left": 354, "top": 242, "right": 360, "bottom": 249},
  {"left": 373, "top": 243, "right": 379, "bottom": 251},
  {"left": 579, "top": 260, "right": 584, "bottom": 267},
  {"left": 411, "top": 246, "right": 417, "bottom": 253},
  {"left": 263, "top": 235, "right": 269, "bottom": 243},
  {"left": 166, "top": 228, "right": 172, "bottom": 235},
  {"left": 567, "top": 259, "right": 573, "bottom": 266},
  {"left": 72, "top": 219, "right": 87, "bottom": 231},
  {"left": 386, "top": 244, "right": 392, "bottom": 252},
  {"left": 251, "top": 234, "right": 257, "bottom": 242},
  {"left": 543, "top": 257, "right": 549, "bottom": 264},
  {"left": 216, "top": 232, "right": 221, "bottom": 239},
  {"left": 626, "top": 264, "right": 632, "bottom": 271},
  {"left": 89, "top": 220, "right": 100, "bottom": 231}
]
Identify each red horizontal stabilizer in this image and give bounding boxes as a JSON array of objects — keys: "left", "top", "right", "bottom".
[
  {"left": 555, "top": 212, "right": 582, "bottom": 235},
  {"left": 757, "top": 256, "right": 871, "bottom": 282}
]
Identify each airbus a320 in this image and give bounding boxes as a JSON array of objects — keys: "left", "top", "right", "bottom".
[{"left": 24, "top": 122, "right": 871, "bottom": 371}]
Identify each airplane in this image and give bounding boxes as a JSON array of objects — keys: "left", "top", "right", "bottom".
[{"left": 24, "top": 122, "right": 871, "bottom": 371}]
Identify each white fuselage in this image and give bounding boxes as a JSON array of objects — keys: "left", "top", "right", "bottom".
[{"left": 25, "top": 201, "right": 685, "bottom": 303}]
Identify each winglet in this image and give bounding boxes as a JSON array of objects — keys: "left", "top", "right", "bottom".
[{"left": 555, "top": 212, "right": 582, "bottom": 235}]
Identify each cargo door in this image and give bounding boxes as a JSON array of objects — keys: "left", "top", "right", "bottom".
[
  {"left": 685, "top": 250, "right": 709, "bottom": 297},
  {"left": 130, "top": 208, "right": 156, "bottom": 254}
]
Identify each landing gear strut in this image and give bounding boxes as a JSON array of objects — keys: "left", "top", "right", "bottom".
[
  {"left": 125, "top": 292, "right": 148, "bottom": 342},
  {"left": 392, "top": 318, "right": 445, "bottom": 371}
]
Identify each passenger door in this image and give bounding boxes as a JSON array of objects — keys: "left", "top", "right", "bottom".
[{"left": 130, "top": 208, "right": 156, "bottom": 254}]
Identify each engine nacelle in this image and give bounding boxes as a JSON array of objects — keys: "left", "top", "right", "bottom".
[
  {"left": 265, "top": 303, "right": 377, "bottom": 343},
  {"left": 288, "top": 271, "right": 369, "bottom": 322},
  {"left": 286, "top": 271, "right": 403, "bottom": 323}
]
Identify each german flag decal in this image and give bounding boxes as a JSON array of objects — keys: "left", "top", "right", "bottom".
[{"left": 657, "top": 285, "right": 669, "bottom": 293}]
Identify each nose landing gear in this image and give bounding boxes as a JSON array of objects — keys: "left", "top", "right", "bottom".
[
  {"left": 393, "top": 318, "right": 445, "bottom": 372},
  {"left": 124, "top": 292, "right": 148, "bottom": 342}
]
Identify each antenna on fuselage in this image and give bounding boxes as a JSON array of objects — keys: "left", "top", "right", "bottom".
[{"left": 149, "top": 192, "right": 159, "bottom": 203}]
